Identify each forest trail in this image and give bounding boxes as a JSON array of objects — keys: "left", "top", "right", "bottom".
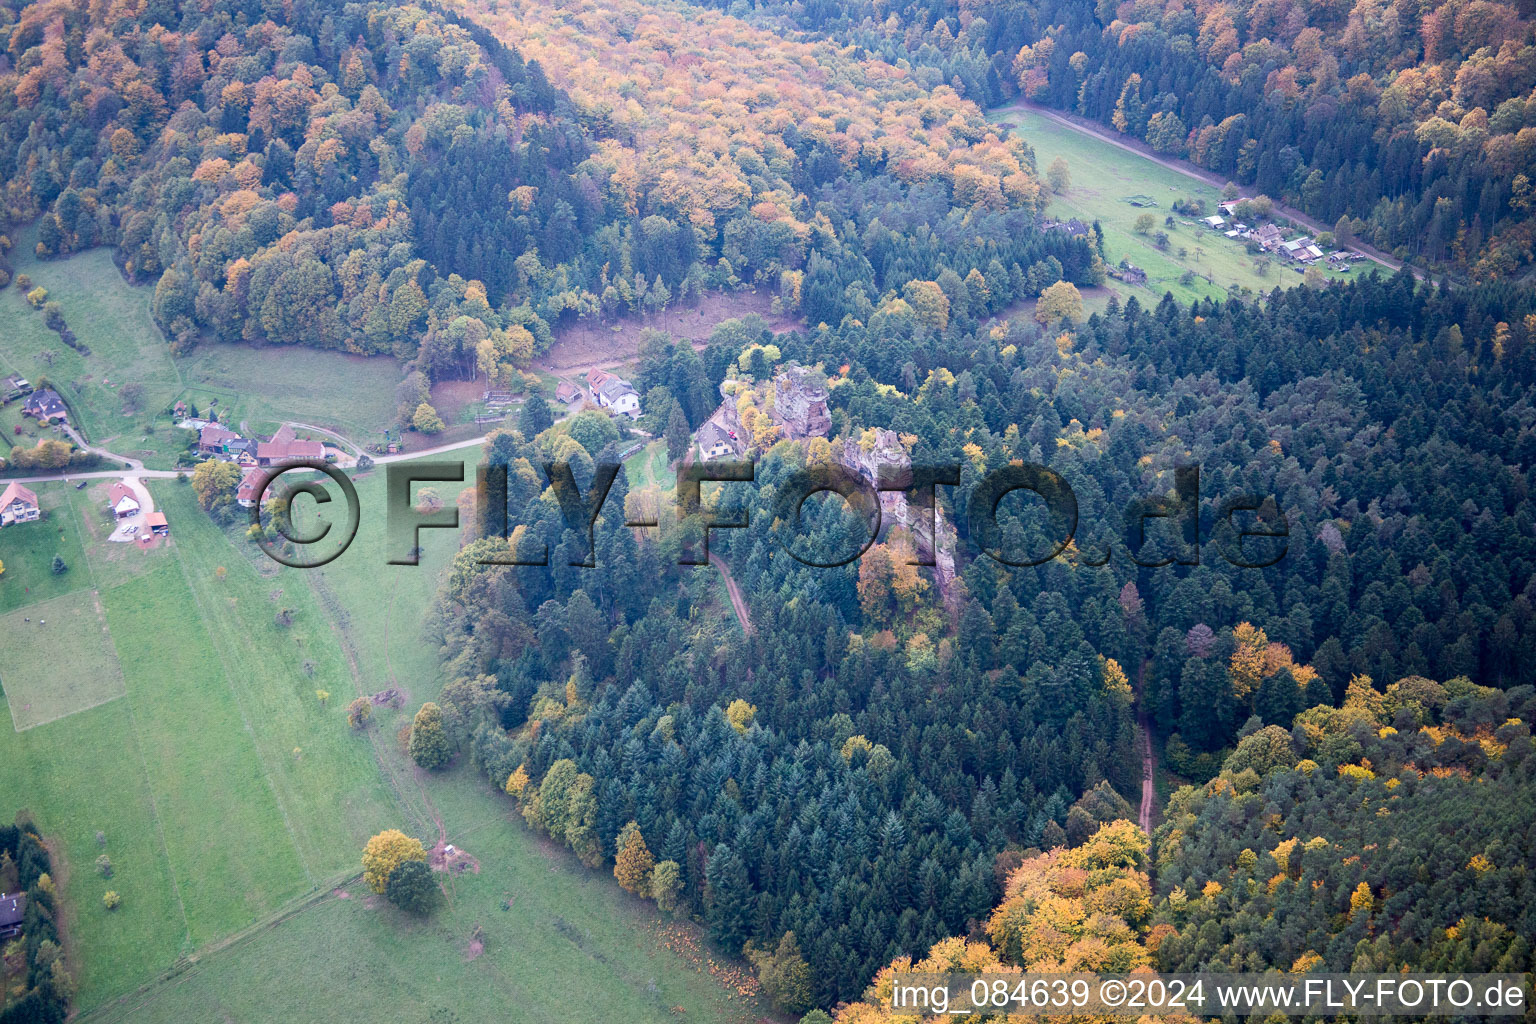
[
  {"left": 1135, "top": 657, "right": 1156, "bottom": 833},
  {"left": 709, "top": 551, "right": 753, "bottom": 636}
]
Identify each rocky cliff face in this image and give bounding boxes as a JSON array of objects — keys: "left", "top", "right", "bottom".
[{"left": 837, "top": 429, "right": 956, "bottom": 601}]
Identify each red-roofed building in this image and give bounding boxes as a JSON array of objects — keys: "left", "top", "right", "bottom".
[
  {"left": 237, "top": 470, "right": 264, "bottom": 508},
  {"left": 199, "top": 424, "right": 240, "bottom": 453},
  {"left": 256, "top": 439, "right": 327, "bottom": 466},
  {"left": 108, "top": 482, "right": 141, "bottom": 519},
  {"left": 0, "top": 482, "right": 40, "bottom": 526},
  {"left": 146, "top": 511, "right": 169, "bottom": 536}
]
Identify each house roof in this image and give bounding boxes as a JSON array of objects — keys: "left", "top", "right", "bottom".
[
  {"left": 698, "top": 422, "right": 734, "bottom": 449},
  {"left": 237, "top": 470, "right": 263, "bottom": 501},
  {"left": 23, "top": 389, "right": 66, "bottom": 417},
  {"left": 200, "top": 424, "right": 239, "bottom": 446},
  {"left": 257, "top": 439, "right": 326, "bottom": 461},
  {"left": 146, "top": 511, "right": 168, "bottom": 528},
  {"left": 0, "top": 481, "right": 39, "bottom": 509},
  {"left": 596, "top": 378, "right": 637, "bottom": 403},
  {"left": 554, "top": 380, "right": 581, "bottom": 402},
  {"left": 0, "top": 892, "right": 24, "bottom": 928},
  {"left": 587, "top": 367, "right": 617, "bottom": 390},
  {"left": 108, "top": 482, "right": 139, "bottom": 508}
]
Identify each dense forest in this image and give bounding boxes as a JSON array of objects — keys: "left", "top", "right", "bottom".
[
  {"left": 425, "top": 262, "right": 1536, "bottom": 1012},
  {"left": 709, "top": 0, "right": 1536, "bottom": 280},
  {"left": 832, "top": 676, "right": 1536, "bottom": 1021},
  {"left": 0, "top": 818, "right": 71, "bottom": 1024},
  {"left": 0, "top": 0, "right": 1108, "bottom": 389},
  {"left": 6, "top": 0, "right": 1536, "bottom": 1015}
]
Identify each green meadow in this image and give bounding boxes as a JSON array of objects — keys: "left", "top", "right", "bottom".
[
  {"left": 1, "top": 445, "right": 765, "bottom": 1021},
  {"left": 994, "top": 104, "right": 1357, "bottom": 307}
]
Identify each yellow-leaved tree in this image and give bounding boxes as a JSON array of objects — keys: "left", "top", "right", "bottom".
[
  {"left": 613, "top": 821, "right": 655, "bottom": 897},
  {"left": 362, "top": 829, "right": 427, "bottom": 894}
]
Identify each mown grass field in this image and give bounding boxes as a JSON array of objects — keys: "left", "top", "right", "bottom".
[
  {"left": 3, "top": 448, "right": 766, "bottom": 1020},
  {"left": 993, "top": 105, "right": 1356, "bottom": 307},
  {"left": 0, "top": 588, "right": 124, "bottom": 730},
  {"left": 0, "top": 482, "right": 90, "bottom": 612},
  {"left": 83, "top": 767, "right": 765, "bottom": 1024},
  {"left": 174, "top": 342, "right": 403, "bottom": 447}
]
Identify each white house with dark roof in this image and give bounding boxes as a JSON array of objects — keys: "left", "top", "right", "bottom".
[{"left": 586, "top": 368, "right": 640, "bottom": 418}]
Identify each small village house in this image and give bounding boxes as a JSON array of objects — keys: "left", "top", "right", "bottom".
[
  {"left": 146, "top": 511, "right": 170, "bottom": 537},
  {"left": 586, "top": 368, "right": 641, "bottom": 418},
  {"left": 0, "top": 482, "right": 40, "bottom": 527},
  {"left": 554, "top": 380, "right": 582, "bottom": 405},
  {"left": 108, "top": 482, "right": 141, "bottom": 520},
  {"left": 22, "top": 388, "right": 67, "bottom": 424},
  {"left": 198, "top": 424, "right": 240, "bottom": 454},
  {"left": 237, "top": 469, "right": 264, "bottom": 508},
  {"left": 697, "top": 421, "right": 740, "bottom": 460}
]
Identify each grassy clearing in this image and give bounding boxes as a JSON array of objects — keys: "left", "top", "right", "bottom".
[
  {"left": 0, "top": 235, "right": 184, "bottom": 458},
  {"left": 174, "top": 343, "right": 403, "bottom": 448},
  {"left": 0, "top": 589, "right": 124, "bottom": 730},
  {"left": 0, "top": 697, "right": 190, "bottom": 1008},
  {"left": 623, "top": 439, "right": 671, "bottom": 492},
  {"left": 0, "top": 482, "right": 90, "bottom": 612},
  {"left": 0, "top": 238, "right": 404, "bottom": 466},
  {"left": 77, "top": 450, "right": 766, "bottom": 1023},
  {"left": 993, "top": 106, "right": 1355, "bottom": 306},
  {"left": 83, "top": 765, "right": 767, "bottom": 1024},
  {"left": 5, "top": 445, "right": 766, "bottom": 1019}
]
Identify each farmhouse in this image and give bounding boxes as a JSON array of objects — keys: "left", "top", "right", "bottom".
[
  {"left": 1252, "top": 223, "right": 1284, "bottom": 249},
  {"left": 0, "top": 482, "right": 40, "bottom": 527},
  {"left": 697, "top": 421, "right": 740, "bottom": 460},
  {"left": 554, "top": 380, "right": 582, "bottom": 405},
  {"left": 256, "top": 425, "right": 329, "bottom": 465},
  {"left": 146, "top": 511, "right": 170, "bottom": 537},
  {"left": 0, "top": 892, "right": 24, "bottom": 940},
  {"left": 199, "top": 424, "right": 240, "bottom": 454},
  {"left": 237, "top": 469, "right": 264, "bottom": 508},
  {"left": 22, "top": 388, "right": 67, "bottom": 423},
  {"left": 586, "top": 368, "right": 641, "bottom": 418},
  {"left": 225, "top": 437, "right": 258, "bottom": 465},
  {"left": 1041, "top": 217, "right": 1090, "bottom": 236},
  {"left": 108, "top": 482, "right": 141, "bottom": 520},
  {"left": 772, "top": 362, "right": 831, "bottom": 439}
]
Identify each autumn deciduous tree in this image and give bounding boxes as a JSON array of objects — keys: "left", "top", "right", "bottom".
[
  {"left": 363, "top": 829, "right": 426, "bottom": 894},
  {"left": 747, "top": 931, "right": 815, "bottom": 1015},
  {"left": 346, "top": 698, "right": 372, "bottom": 730},
  {"left": 1047, "top": 157, "right": 1071, "bottom": 193},
  {"left": 613, "top": 821, "right": 655, "bottom": 896},
  {"left": 1034, "top": 281, "right": 1084, "bottom": 324},
  {"left": 412, "top": 402, "right": 445, "bottom": 434},
  {"left": 408, "top": 702, "right": 452, "bottom": 769},
  {"left": 191, "top": 459, "right": 241, "bottom": 511},
  {"left": 651, "top": 859, "right": 683, "bottom": 913}
]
